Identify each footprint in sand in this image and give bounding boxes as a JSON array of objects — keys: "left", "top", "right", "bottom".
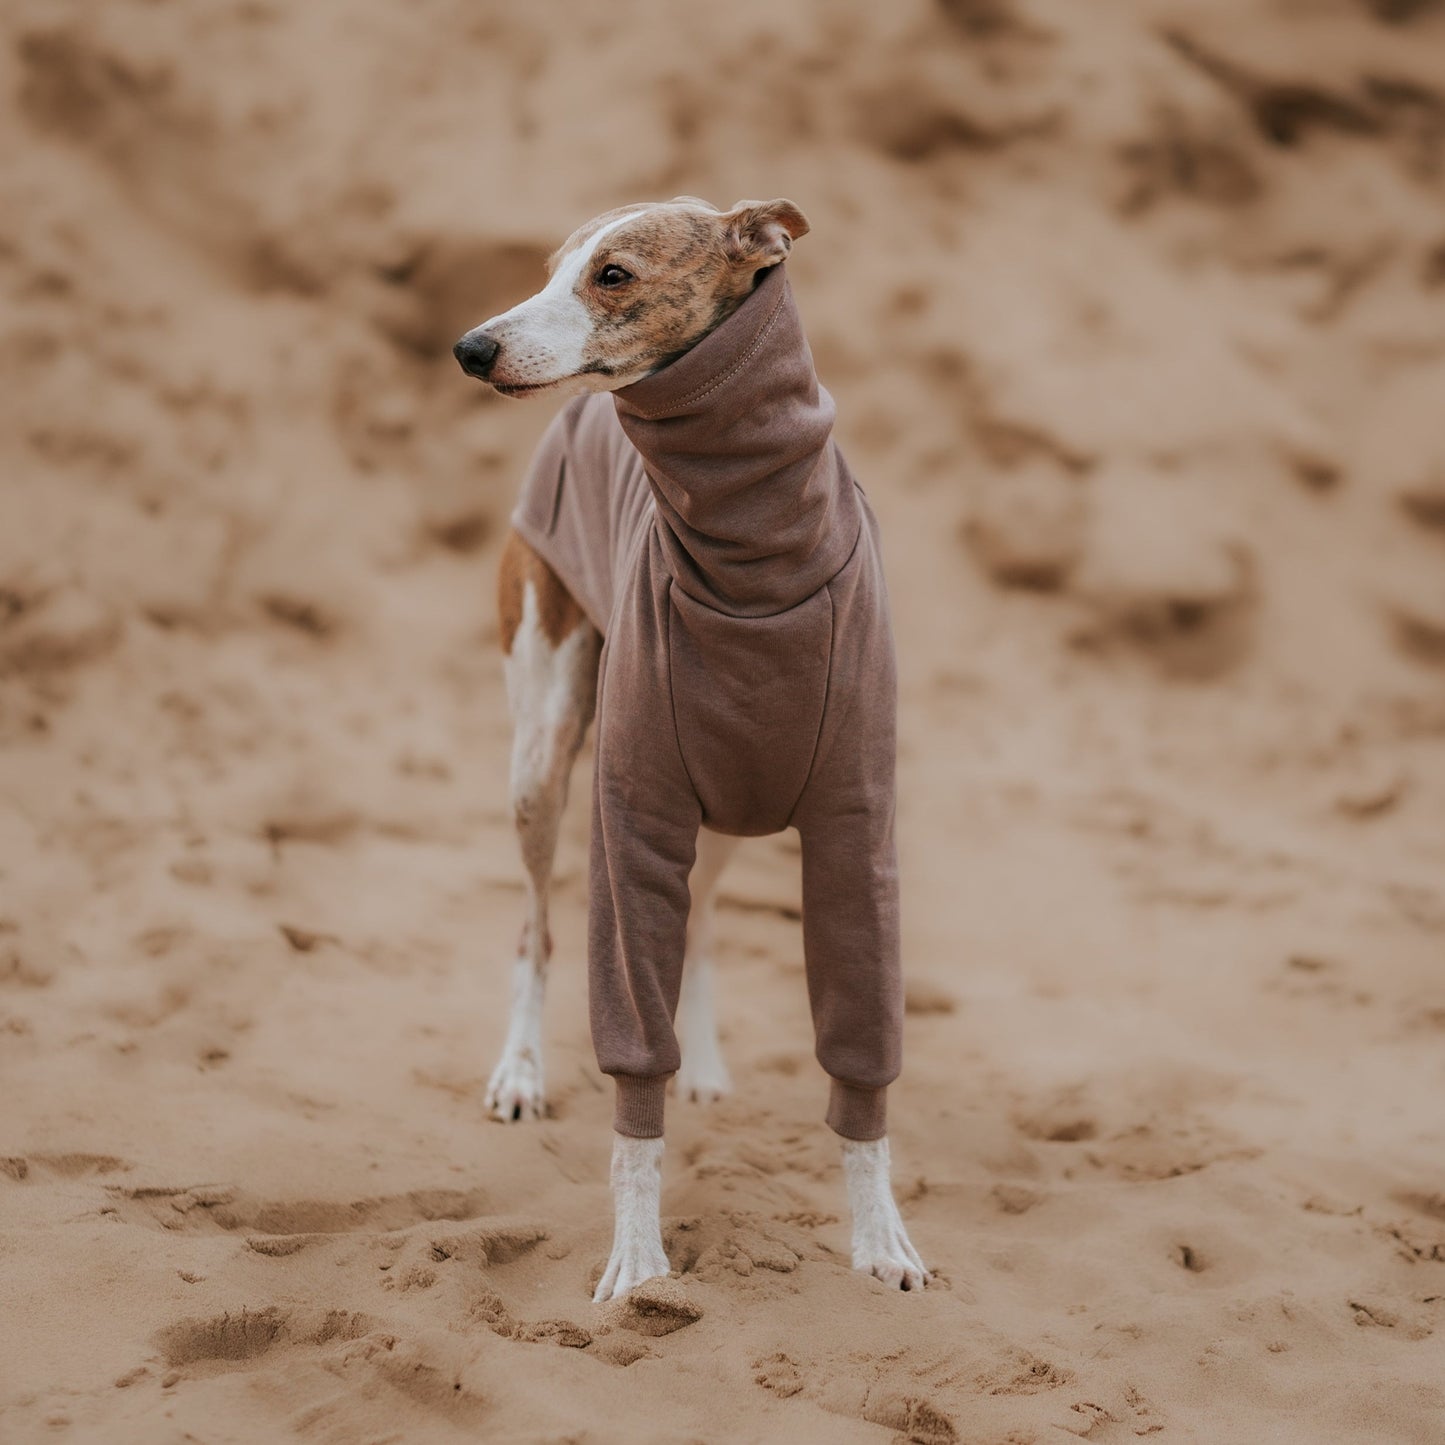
[
  {"left": 101, "top": 1183, "right": 491, "bottom": 1237},
  {"left": 662, "top": 1211, "right": 821, "bottom": 1283},
  {"left": 470, "top": 1286, "right": 592, "bottom": 1350},
  {"left": 976, "top": 1347, "right": 1076, "bottom": 1396},
  {"left": 753, "top": 1349, "right": 959, "bottom": 1444},
  {"left": 154, "top": 1306, "right": 377, "bottom": 1367},
  {"left": 753, "top": 1351, "right": 805, "bottom": 1398}
]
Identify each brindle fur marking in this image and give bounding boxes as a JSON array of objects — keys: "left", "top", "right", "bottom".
[{"left": 474, "top": 198, "right": 809, "bottom": 396}]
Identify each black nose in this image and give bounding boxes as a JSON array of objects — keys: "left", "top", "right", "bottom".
[{"left": 453, "top": 332, "right": 500, "bottom": 379}]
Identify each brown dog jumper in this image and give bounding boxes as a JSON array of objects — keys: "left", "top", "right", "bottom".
[{"left": 509, "top": 263, "right": 901, "bottom": 1142}]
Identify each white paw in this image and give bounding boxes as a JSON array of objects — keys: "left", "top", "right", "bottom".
[
  {"left": 485, "top": 1048, "right": 545, "bottom": 1122},
  {"left": 676, "top": 1051, "right": 732, "bottom": 1104},
  {"left": 595, "top": 1134, "right": 668, "bottom": 1301},
  {"left": 854, "top": 1212, "right": 930, "bottom": 1291},
  {"left": 593, "top": 1235, "right": 670, "bottom": 1303},
  {"left": 842, "top": 1135, "right": 929, "bottom": 1291}
]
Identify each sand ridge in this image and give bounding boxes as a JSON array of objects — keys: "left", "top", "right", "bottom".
[{"left": 2, "top": 0, "right": 1445, "bottom": 1441}]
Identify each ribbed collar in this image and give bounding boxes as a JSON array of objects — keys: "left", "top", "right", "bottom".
[{"left": 612, "top": 264, "right": 861, "bottom": 616}]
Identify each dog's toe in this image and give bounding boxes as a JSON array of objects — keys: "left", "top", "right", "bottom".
[
  {"left": 676, "top": 1061, "right": 732, "bottom": 1105},
  {"left": 855, "top": 1226, "right": 931, "bottom": 1292},
  {"left": 593, "top": 1250, "right": 669, "bottom": 1303},
  {"left": 487, "top": 1091, "right": 542, "bottom": 1123},
  {"left": 860, "top": 1255, "right": 930, "bottom": 1290}
]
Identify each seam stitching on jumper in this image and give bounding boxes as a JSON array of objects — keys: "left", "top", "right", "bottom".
[
  {"left": 786, "top": 583, "right": 836, "bottom": 832},
  {"left": 663, "top": 579, "right": 705, "bottom": 808}
]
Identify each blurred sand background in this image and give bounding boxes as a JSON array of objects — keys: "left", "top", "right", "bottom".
[{"left": 3, "top": 0, "right": 1445, "bottom": 1440}]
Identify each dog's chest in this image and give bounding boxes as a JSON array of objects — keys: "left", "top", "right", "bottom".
[
  {"left": 596, "top": 530, "right": 835, "bottom": 840},
  {"left": 664, "top": 583, "right": 832, "bottom": 836}
]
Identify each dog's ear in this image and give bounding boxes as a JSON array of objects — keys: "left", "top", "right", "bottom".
[{"left": 722, "top": 199, "right": 810, "bottom": 269}]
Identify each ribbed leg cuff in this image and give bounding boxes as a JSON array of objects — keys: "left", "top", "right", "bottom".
[
  {"left": 826, "top": 1080, "right": 888, "bottom": 1141},
  {"left": 612, "top": 1074, "right": 670, "bottom": 1138}
]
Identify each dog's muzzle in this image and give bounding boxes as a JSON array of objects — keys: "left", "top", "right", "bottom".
[{"left": 453, "top": 331, "right": 500, "bottom": 380}]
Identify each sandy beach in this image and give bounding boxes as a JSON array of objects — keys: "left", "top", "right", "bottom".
[{"left": 2, "top": 1, "right": 1445, "bottom": 1440}]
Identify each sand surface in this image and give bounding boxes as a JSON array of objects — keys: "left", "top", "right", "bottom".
[{"left": 3, "top": 1, "right": 1445, "bottom": 1441}]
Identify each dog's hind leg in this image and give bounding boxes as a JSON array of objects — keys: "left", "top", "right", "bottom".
[
  {"left": 676, "top": 827, "right": 738, "bottom": 1103},
  {"left": 488, "top": 530, "right": 600, "bottom": 1123}
]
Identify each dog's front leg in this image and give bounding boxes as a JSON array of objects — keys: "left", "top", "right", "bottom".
[
  {"left": 842, "top": 1136, "right": 929, "bottom": 1290},
  {"left": 593, "top": 1134, "right": 670, "bottom": 1302}
]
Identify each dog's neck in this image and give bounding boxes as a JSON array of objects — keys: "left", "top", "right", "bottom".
[
  {"left": 612, "top": 264, "right": 862, "bottom": 618},
  {"left": 638, "top": 266, "right": 776, "bottom": 381}
]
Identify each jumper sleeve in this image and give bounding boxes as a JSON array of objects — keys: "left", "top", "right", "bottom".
[
  {"left": 788, "top": 514, "right": 903, "bottom": 1142},
  {"left": 586, "top": 535, "right": 702, "bottom": 1138}
]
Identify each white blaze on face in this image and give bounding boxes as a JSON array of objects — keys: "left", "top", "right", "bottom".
[{"left": 464, "top": 211, "right": 647, "bottom": 390}]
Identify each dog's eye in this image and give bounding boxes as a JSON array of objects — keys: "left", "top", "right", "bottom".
[{"left": 596, "top": 265, "right": 634, "bottom": 288}]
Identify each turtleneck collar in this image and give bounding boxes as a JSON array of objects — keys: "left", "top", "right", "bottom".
[{"left": 612, "top": 263, "right": 862, "bottom": 617}]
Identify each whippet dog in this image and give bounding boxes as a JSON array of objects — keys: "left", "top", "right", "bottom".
[{"left": 454, "top": 197, "right": 928, "bottom": 1302}]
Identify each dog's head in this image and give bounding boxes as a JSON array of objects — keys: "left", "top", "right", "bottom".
[{"left": 452, "top": 197, "right": 809, "bottom": 397}]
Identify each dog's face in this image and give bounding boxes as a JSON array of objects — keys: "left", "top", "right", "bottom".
[{"left": 453, "top": 197, "right": 809, "bottom": 397}]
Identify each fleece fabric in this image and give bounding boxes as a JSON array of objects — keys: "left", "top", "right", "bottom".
[{"left": 510, "top": 262, "right": 901, "bottom": 1141}]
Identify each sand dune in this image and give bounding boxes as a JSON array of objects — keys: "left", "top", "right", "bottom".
[{"left": 2, "top": 0, "right": 1444, "bottom": 1440}]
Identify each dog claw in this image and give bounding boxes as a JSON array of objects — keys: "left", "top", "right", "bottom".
[{"left": 858, "top": 1242, "right": 931, "bottom": 1291}]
